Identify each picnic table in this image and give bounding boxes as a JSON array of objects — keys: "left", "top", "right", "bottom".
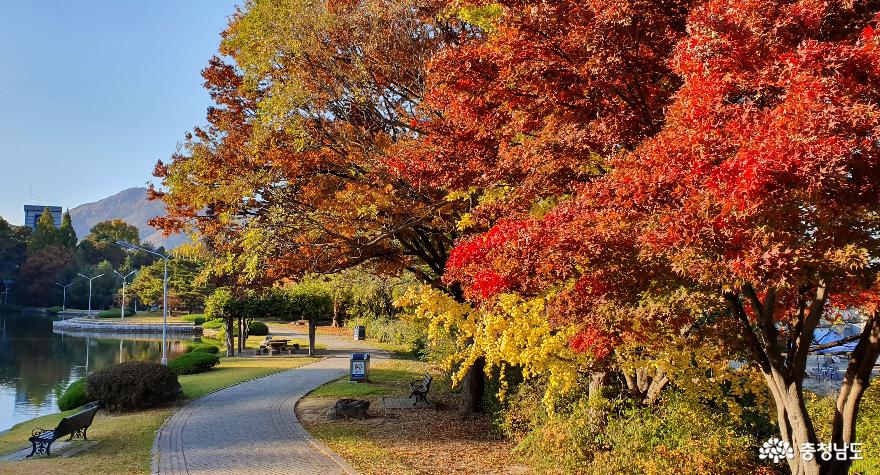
[{"left": 259, "top": 338, "right": 299, "bottom": 355}]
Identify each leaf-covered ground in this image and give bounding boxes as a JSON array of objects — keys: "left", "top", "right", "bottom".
[{"left": 299, "top": 360, "right": 531, "bottom": 474}]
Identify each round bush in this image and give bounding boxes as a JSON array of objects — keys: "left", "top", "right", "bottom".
[
  {"left": 86, "top": 361, "right": 181, "bottom": 412},
  {"left": 58, "top": 378, "right": 96, "bottom": 411},
  {"left": 169, "top": 352, "right": 220, "bottom": 375},
  {"left": 186, "top": 343, "right": 220, "bottom": 354},
  {"left": 47, "top": 306, "right": 63, "bottom": 315},
  {"left": 248, "top": 321, "right": 269, "bottom": 336}
]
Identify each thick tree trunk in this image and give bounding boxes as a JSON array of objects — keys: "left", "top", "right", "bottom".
[
  {"left": 308, "top": 316, "right": 316, "bottom": 357},
  {"left": 824, "top": 311, "right": 880, "bottom": 475},
  {"left": 332, "top": 300, "right": 340, "bottom": 328},
  {"left": 589, "top": 371, "right": 609, "bottom": 400},
  {"left": 726, "top": 284, "right": 880, "bottom": 474},
  {"left": 764, "top": 369, "right": 821, "bottom": 475},
  {"left": 224, "top": 316, "right": 234, "bottom": 357},
  {"left": 458, "top": 356, "right": 486, "bottom": 413}
]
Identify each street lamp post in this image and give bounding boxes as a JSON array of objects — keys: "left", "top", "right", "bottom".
[
  {"left": 77, "top": 273, "right": 105, "bottom": 317},
  {"left": 116, "top": 241, "right": 169, "bottom": 365},
  {"left": 1, "top": 281, "right": 11, "bottom": 305},
  {"left": 55, "top": 281, "right": 76, "bottom": 311},
  {"left": 113, "top": 270, "right": 137, "bottom": 319}
]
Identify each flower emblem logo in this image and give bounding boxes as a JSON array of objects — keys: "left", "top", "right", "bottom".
[{"left": 759, "top": 437, "right": 794, "bottom": 463}]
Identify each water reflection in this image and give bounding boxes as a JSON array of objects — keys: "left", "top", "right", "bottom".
[{"left": 0, "top": 312, "right": 195, "bottom": 432}]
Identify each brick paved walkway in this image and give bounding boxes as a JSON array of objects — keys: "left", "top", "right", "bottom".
[{"left": 153, "top": 356, "right": 359, "bottom": 475}]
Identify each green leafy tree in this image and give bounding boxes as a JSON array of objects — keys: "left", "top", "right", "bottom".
[
  {"left": 130, "top": 257, "right": 211, "bottom": 312},
  {"left": 59, "top": 211, "right": 77, "bottom": 248},
  {"left": 0, "top": 217, "right": 30, "bottom": 283},
  {"left": 19, "top": 246, "right": 75, "bottom": 306},
  {"left": 68, "top": 261, "right": 117, "bottom": 310},
  {"left": 28, "top": 208, "right": 60, "bottom": 253},
  {"left": 311, "top": 268, "right": 417, "bottom": 326},
  {"left": 76, "top": 220, "right": 141, "bottom": 268},
  {"left": 204, "top": 288, "right": 239, "bottom": 357},
  {"left": 86, "top": 220, "right": 139, "bottom": 244}
]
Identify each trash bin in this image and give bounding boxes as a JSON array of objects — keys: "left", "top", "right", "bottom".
[
  {"left": 350, "top": 352, "right": 370, "bottom": 382},
  {"left": 353, "top": 325, "right": 366, "bottom": 341}
]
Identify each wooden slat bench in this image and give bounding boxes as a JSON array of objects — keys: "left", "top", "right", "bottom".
[{"left": 27, "top": 402, "right": 100, "bottom": 457}]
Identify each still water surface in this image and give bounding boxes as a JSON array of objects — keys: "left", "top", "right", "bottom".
[{"left": 0, "top": 312, "right": 194, "bottom": 432}]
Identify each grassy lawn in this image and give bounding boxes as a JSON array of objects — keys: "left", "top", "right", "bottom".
[
  {"left": 308, "top": 361, "right": 429, "bottom": 398},
  {"left": 299, "top": 360, "right": 526, "bottom": 475},
  {"left": 178, "top": 356, "right": 318, "bottom": 399},
  {"left": 0, "top": 355, "right": 319, "bottom": 474}
]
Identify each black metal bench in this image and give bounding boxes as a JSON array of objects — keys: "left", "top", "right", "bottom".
[
  {"left": 27, "top": 402, "right": 100, "bottom": 457},
  {"left": 409, "top": 373, "right": 433, "bottom": 406}
]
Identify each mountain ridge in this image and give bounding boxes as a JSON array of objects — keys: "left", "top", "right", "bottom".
[{"left": 68, "top": 187, "right": 186, "bottom": 249}]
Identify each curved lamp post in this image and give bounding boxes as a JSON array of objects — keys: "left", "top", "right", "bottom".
[
  {"left": 77, "top": 273, "right": 105, "bottom": 317},
  {"left": 116, "top": 241, "right": 169, "bottom": 365},
  {"left": 113, "top": 270, "right": 137, "bottom": 319}
]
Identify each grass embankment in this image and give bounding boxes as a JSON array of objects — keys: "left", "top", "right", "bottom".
[
  {"left": 299, "top": 360, "right": 525, "bottom": 475},
  {"left": 0, "top": 355, "right": 319, "bottom": 475},
  {"left": 89, "top": 312, "right": 201, "bottom": 324}
]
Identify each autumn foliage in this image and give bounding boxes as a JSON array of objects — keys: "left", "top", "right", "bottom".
[{"left": 155, "top": 0, "right": 880, "bottom": 473}]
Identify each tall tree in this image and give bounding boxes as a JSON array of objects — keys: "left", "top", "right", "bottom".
[
  {"left": 59, "top": 211, "right": 77, "bottom": 248},
  {"left": 28, "top": 208, "right": 61, "bottom": 253},
  {"left": 0, "top": 217, "right": 30, "bottom": 283},
  {"left": 77, "top": 220, "right": 141, "bottom": 268},
  {"left": 151, "top": 0, "right": 463, "bottom": 286},
  {"left": 428, "top": 2, "right": 880, "bottom": 474},
  {"left": 151, "top": 0, "right": 488, "bottom": 410},
  {"left": 129, "top": 257, "right": 210, "bottom": 312}
]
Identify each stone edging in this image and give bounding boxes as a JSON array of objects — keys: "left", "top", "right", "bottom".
[{"left": 53, "top": 318, "right": 201, "bottom": 334}]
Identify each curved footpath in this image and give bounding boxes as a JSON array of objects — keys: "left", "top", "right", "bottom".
[{"left": 153, "top": 330, "right": 385, "bottom": 475}]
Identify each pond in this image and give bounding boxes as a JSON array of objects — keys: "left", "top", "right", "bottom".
[{"left": 0, "top": 312, "right": 195, "bottom": 432}]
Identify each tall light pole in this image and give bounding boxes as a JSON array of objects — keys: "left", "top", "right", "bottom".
[
  {"left": 55, "top": 281, "right": 76, "bottom": 311},
  {"left": 113, "top": 270, "right": 137, "bottom": 319},
  {"left": 1, "top": 280, "right": 11, "bottom": 305},
  {"left": 77, "top": 273, "right": 105, "bottom": 317},
  {"left": 116, "top": 241, "right": 169, "bottom": 365}
]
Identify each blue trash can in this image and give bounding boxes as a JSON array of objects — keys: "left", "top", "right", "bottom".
[{"left": 350, "top": 352, "right": 370, "bottom": 382}]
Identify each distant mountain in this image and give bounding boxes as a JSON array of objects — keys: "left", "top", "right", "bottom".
[{"left": 68, "top": 187, "right": 187, "bottom": 249}]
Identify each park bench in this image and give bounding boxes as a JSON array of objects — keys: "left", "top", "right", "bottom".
[
  {"left": 409, "top": 373, "right": 433, "bottom": 406},
  {"left": 27, "top": 402, "right": 100, "bottom": 457}
]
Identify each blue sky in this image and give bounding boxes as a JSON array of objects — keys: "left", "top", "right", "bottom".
[{"left": 0, "top": 1, "right": 238, "bottom": 225}]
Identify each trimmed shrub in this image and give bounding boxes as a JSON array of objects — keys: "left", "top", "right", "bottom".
[
  {"left": 248, "top": 321, "right": 269, "bottom": 336},
  {"left": 97, "top": 307, "right": 134, "bottom": 318},
  {"left": 86, "top": 361, "right": 181, "bottom": 411},
  {"left": 186, "top": 343, "right": 220, "bottom": 354},
  {"left": 180, "top": 314, "right": 206, "bottom": 325},
  {"left": 168, "top": 352, "right": 220, "bottom": 375},
  {"left": 57, "top": 378, "right": 96, "bottom": 411},
  {"left": 202, "top": 319, "right": 224, "bottom": 330},
  {"left": 47, "top": 306, "right": 63, "bottom": 315}
]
